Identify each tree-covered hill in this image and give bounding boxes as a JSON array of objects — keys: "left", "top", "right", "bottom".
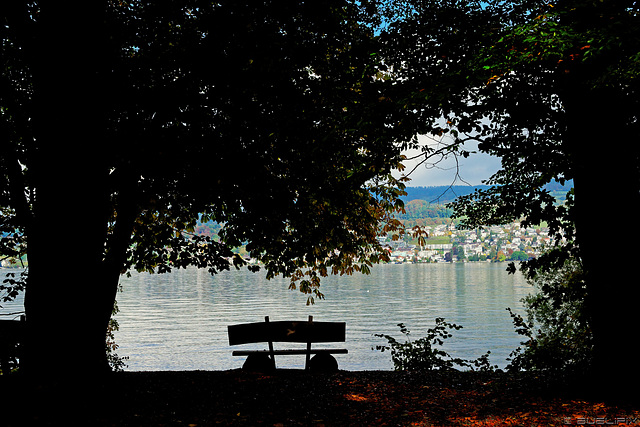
[
  {"left": 403, "top": 181, "right": 573, "bottom": 206},
  {"left": 401, "top": 186, "right": 491, "bottom": 204},
  {"left": 396, "top": 199, "right": 453, "bottom": 221}
]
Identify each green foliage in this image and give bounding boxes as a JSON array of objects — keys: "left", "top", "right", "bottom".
[
  {"left": 1, "top": 0, "right": 414, "bottom": 300},
  {"left": 506, "top": 256, "right": 592, "bottom": 376},
  {"left": 509, "top": 251, "right": 529, "bottom": 262},
  {"left": 467, "top": 253, "right": 488, "bottom": 262},
  {"left": 1, "top": 1, "right": 417, "bottom": 371},
  {"left": 398, "top": 199, "right": 453, "bottom": 220},
  {"left": 452, "top": 244, "right": 466, "bottom": 261},
  {"left": 377, "top": 0, "right": 639, "bottom": 273},
  {"left": 374, "top": 319, "right": 497, "bottom": 372},
  {"left": 106, "top": 300, "right": 129, "bottom": 372},
  {"left": 378, "top": 2, "right": 639, "bottom": 384},
  {"left": 0, "top": 270, "right": 26, "bottom": 306},
  {"left": 424, "top": 235, "right": 451, "bottom": 245}
]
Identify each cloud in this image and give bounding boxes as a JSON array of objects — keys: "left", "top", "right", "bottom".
[{"left": 394, "top": 135, "right": 502, "bottom": 187}]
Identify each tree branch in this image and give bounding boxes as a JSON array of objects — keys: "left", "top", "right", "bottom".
[{"left": 402, "top": 133, "right": 480, "bottom": 195}]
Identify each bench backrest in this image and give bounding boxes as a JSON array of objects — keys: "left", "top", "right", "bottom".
[{"left": 228, "top": 316, "right": 345, "bottom": 346}]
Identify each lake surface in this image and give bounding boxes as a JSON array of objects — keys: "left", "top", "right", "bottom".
[{"left": 0, "top": 263, "right": 533, "bottom": 371}]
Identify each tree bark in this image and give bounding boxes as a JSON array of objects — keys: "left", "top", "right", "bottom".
[
  {"left": 564, "top": 85, "right": 640, "bottom": 398},
  {"left": 22, "top": 2, "right": 117, "bottom": 379}
]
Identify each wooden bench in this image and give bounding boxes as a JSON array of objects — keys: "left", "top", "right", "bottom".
[
  {"left": 0, "top": 315, "right": 26, "bottom": 374},
  {"left": 228, "top": 315, "right": 347, "bottom": 372}
]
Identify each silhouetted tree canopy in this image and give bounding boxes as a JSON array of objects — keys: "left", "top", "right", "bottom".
[
  {"left": 378, "top": 0, "right": 639, "bottom": 395},
  {"left": 0, "top": 0, "right": 413, "bottom": 376},
  {"left": 2, "top": 1, "right": 638, "bottom": 397}
]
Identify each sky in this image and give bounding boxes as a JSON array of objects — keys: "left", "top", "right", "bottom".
[{"left": 394, "top": 134, "right": 502, "bottom": 187}]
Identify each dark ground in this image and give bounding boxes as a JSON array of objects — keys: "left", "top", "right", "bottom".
[{"left": 2, "top": 370, "right": 639, "bottom": 426}]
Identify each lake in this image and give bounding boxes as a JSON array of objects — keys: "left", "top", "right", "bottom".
[{"left": 0, "top": 263, "right": 533, "bottom": 371}]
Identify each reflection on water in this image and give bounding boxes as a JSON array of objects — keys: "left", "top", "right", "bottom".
[
  {"left": 0, "top": 264, "right": 531, "bottom": 371},
  {"left": 112, "top": 263, "right": 531, "bottom": 371}
]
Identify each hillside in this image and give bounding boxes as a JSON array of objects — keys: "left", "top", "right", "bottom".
[
  {"left": 401, "top": 185, "right": 491, "bottom": 204},
  {"left": 397, "top": 182, "right": 573, "bottom": 224},
  {"left": 402, "top": 181, "right": 573, "bottom": 205},
  {"left": 190, "top": 183, "right": 574, "bottom": 238},
  {"left": 398, "top": 199, "right": 453, "bottom": 222}
]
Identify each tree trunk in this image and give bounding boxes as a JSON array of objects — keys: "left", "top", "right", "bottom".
[
  {"left": 564, "top": 86, "right": 640, "bottom": 398},
  {"left": 22, "top": 2, "right": 117, "bottom": 379}
]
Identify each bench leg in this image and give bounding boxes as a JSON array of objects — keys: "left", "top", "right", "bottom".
[
  {"left": 308, "top": 353, "right": 338, "bottom": 372},
  {"left": 242, "top": 353, "right": 275, "bottom": 372},
  {"left": 304, "top": 315, "right": 313, "bottom": 370}
]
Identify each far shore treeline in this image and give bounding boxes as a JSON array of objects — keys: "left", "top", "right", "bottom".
[
  {"left": 399, "top": 181, "right": 572, "bottom": 204},
  {"left": 193, "top": 182, "right": 573, "bottom": 240},
  {"left": 0, "top": 182, "right": 573, "bottom": 268}
]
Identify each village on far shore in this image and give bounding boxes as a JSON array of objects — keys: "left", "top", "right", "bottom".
[
  {"left": 0, "top": 221, "right": 555, "bottom": 269},
  {"left": 381, "top": 221, "right": 554, "bottom": 264}
]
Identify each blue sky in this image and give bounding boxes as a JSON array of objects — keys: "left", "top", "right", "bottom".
[{"left": 397, "top": 135, "right": 502, "bottom": 187}]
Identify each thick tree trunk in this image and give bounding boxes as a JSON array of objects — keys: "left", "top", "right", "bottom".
[
  {"left": 564, "top": 87, "right": 640, "bottom": 398},
  {"left": 22, "top": 2, "right": 117, "bottom": 379}
]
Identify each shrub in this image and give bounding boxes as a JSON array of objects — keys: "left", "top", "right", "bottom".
[
  {"left": 506, "top": 256, "right": 592, "bottom": 376},
  {"left": 374, "top": 318, "right": 497, "bottom": 372},
  {"left": 106, "top": 300, "right": 129, "bottom": 372}
]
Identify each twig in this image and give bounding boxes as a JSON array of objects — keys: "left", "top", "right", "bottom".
[{"left": 402, "top": 133, "right": 479, "bottom": 204}]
